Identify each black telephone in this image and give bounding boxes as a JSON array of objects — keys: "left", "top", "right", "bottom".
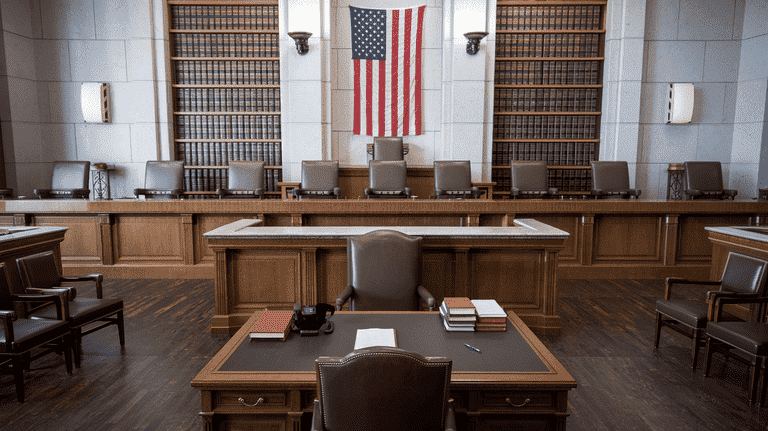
[{"left": 291, "top": 302, "right": 335, "bottom": 336}]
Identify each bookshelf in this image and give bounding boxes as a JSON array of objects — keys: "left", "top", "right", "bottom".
[
  {"left": 167, "top": 0, "right": 282, "bottom": 199},
  {"left": 492, "top": 0, "right": 606, "bottom": 198}
]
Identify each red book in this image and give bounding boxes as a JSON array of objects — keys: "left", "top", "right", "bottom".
[
  {"left": 441, "top": 297, "right": 476, "bottom": 315},
  {"left": 249, "top": 310, "right": 293, "bottom": 340}
]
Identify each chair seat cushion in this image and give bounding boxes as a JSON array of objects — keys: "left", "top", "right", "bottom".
[
  {"left": 656, "top": 300, "right": 709, "bottom": 328},
  {"left": 31, "top": 298, "right": 123, "bottom": 326},
  {"left": 0, "top": 318, "right": 68, "bottom": 353},
  {"left": 707, "top": 322, "right": 768, "bottom": 356}
]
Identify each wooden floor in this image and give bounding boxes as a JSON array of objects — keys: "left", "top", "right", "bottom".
[{"left": 1, "top": 278, "right": 768, "bottom": 430}]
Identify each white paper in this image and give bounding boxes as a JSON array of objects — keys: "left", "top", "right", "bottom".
[
  {"left": 354, "top": 328, "right": 397, "bottom": 350},
  {"left": 471, "top": 299, "right": 507, "bottom": 317}
]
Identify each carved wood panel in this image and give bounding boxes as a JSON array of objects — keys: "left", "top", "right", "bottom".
[
  {"left": 196, "top": 215, "right": 244, "bottom": 263},
  {"left": 231, "top": 250, "right": 300, "bottom": 309},
  {"left": 470, "top": 250, "right": 542, "bottom": 310},
  {"left": 33, "top": 215, "right": 101, "bottom": 263},
  {"left": 113, "top": 215, "right": 184, "bottom": 264},
  {"left": 677, "top": 215, "right": 751, "bottom": 262},
  {"left": 593, "top": 215, "right": 662, "bottom": 261}
]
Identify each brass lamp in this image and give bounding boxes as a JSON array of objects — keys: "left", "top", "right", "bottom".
[
  {"left": 288, "top": 32, "right": 312, "bottom": 55},
  {"left": 464, "top": 32, "right": 488, "bottom": 55}
]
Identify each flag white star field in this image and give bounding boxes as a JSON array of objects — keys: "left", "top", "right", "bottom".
[{"left": 350, "top": 5, "right": 425, "bottom": 137}]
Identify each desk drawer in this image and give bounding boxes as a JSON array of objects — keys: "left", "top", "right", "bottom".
[
  {"left": 481, "top": 392, "right": 553, "bottom": 411},
  {"left": 216, "top": 391, "right": 289, "bottom": 412}
]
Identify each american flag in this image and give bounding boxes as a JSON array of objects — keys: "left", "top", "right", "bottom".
[{"left": 350, "top": 5, "right": 425, "bottom": 137}]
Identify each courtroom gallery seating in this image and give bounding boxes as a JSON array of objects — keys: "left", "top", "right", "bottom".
[
  {"left": 0, "top": 263, "right": 73, "bottom": 402},
  {"left": 684, "top": 161, "right": 738, "bottom": 200},
  {"left": 509, "top": 161, "right": 559, "bottom": 199},
  {"left": 312, "top": 346, "right": 455, "bottom": 431},
  {"left": 590, "top": 161, "right": 641, "bottom": 199},
  {"left": 336, "top": 230, "right": 435, "bottom": 311},
  {"left": 654, "top": 252, "right": 768, "bottom": 369},
  {"left": 134, "top": 160, "right": 184, "bottom": 199},
  {"left": 432, "top": 160, "right": 484, "bottom": 199},
  {"left": 372, "top": 136, "right": 406, "bottom": 161},
  {"left": 16, "top": 251, "right": 125, "bottom": 368},
  {"left": 216, "top": 161, "right": 265, "bottom": 199},
  {"left": 33, "top": 161, "right": 91, "bottom": 199},
  {"left": 291, "top": 161, "right": 342, "bottom": 200},
  {"left": 364, "top": 160, "right": 412, "bottom": 199}
]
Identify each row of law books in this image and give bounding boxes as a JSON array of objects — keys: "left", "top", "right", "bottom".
[
  {"left": 173, "top": 33, "right": 279, "bottom": 58},
  {"left": 496, "top": 33, "right": 601, "bottom": 58},
  {"left": 176, "top": 115, "right": 281, "bottom": 140},
  {"left": 496, "top": 5, "right": 603, "bottom": 31},
  {"left": 493, "top": 88, "right": 600, "bottom": 113},
  {"left": 494, "top": 60, "right": 601, "bottom": 86},
  {"left": 177, "top": 142, "right": 282, "bottom": 167},
  {"left": 491, "top": 169, "right": 593, "bottom": 192},
  {"left": 185, "top": 168, "right": 281, "bottom": 193},
  {"left": 176, "top": 88, "right": 280, "bottom": 113},
  {"left": 492, "top": 142, "right": 595, "bottom": 167},
  {"left": 174, "top": 60, "right": 280, "bottom": 86},
  {"left": 172, "top": 5, "right": 278, "bottom": 31},
  {"left": 440, "top": 298, "right": 507, "bottom": 332},
  {"left": 492, "top": 115, "right": 598, "bottom": 140}
]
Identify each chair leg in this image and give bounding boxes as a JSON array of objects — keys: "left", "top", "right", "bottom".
[
  {"left": 760, "top": 357, "right": 768, "bottom": 406},
  {"left": 704, "top": 337, "right": 714, "bottom": 377},
  {"left": 73, "top": 328, "right": 82, "bottom": 368},
  {"left": 63, "top": 333, "right": 73, "bottom": 375},
  {"left": 691, "top": 328, "right": 702, "bottom": 370},
  {"left": 12, "top": 355, "right": 25, "bottom": 403},
  {"left": 749, "top": 356, "right": 762, "bottom": 404},
  {"left": 117, "top": 310, "right": 125, "bottom": 346},
  {"left": 654, "top": 312, "right": 663, "bottom": 348}
]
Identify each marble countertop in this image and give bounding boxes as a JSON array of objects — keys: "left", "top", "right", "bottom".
[
  {"left": 203, "top": 218, "right": 570, "bottom": 240},
  {"left": 705, "top": 226, "right": 768, "bottom": 244},
  {"left": 0, "top": 226, "right": 68, "bottom": 243}
]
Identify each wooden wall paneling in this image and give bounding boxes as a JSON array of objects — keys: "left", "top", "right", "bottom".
[
  {"left": 592, "top": 215, "right": 662, "bottom": 262},
  {"left": 195, "top": 215, "right": 244, "bottom": 263},
  {"left": 466, "top": 214, "right": 480, "bottom": 227},
  {"left": 316, "top": 249, "right": 347, "bottom": 307},
  {"left": 502, "top": 214, "right": 515, "bottom": 227},
  {"left": 543, "top": 249, "right": 560, "bottom": 332},
  {"left": 479, "top": 213, "right": 506, "bottom": 226},
  {"left": 13, "top": 213, "right": 30, "bottom": 226},
  {"left": 33, "top": 215, "right": 101, "bottom": 264},
  {"left": 677, "top": 215, "right": 752, "bottom": 262},
  {"left": 663, "top": 214, "right": 679, "bottom": 266},
  {"left": 422, "top": 251, "right": 455, "bottom": 305},
  {"left": 470, "top": 250, "right": 542, "bottom": 311},
  {"left": 291, "top": 214, "right": 303, "bottom": 227},
  {"left": 301, "top": 248, "right": 318, "bottom": 305},
  {"left": 580, "top": 214, "right": 594, "bottom": 265},
  {"left": 230, "top": 249, "right": 301, "bottom": 310},
  {"left": 182, "top": 214, "right": 194, "bottom": 265},
  {"left": 113, "top": 215, "right": 185, "bottom": 265},
  {"left": 517, "top": 215, "right": 580, "bottom": 262},
  {"left": 306, "top": 214, "right": 463, "bottom": 227},
  {"left": 0, "top": 214, "right": 14, "bottom": 226},
  {"left": 98, "top": 213, "right": 114, "bottom": 265}
]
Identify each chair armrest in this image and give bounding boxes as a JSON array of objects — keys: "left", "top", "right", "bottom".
[
  {"left": 684, "top": 189, "right": 703, "bottom": 198},
  {"left": 404, "top": 187, "right": 412, "bottom": 199},
  {"left": 34, "top": 189, "right": 53, "bottom": 199},
  {"left": 134, "top": 188, "right": 147, "bottom": 197},
  {"left": 435, "top": 188, "right": 444, "bottom": 198},
  {"left": 470, "top": 186, "right": 484, "bottom": 199},
  {"left": 292, "top": 187, "right": 301, "bottom": 199},
  {"left": 61, "top": 274, "right": 103, "bottom": 298},
  {"left": 333, "top": 187, "right": 342, "bottom": 197},
  {"left": 169, "top": 188, "right": 184, "bottom": 199},
  {"left": 364, "top": 188, "right": 374, "bottom": 197},
  {"left": 0, "top": 310, "right": 16, "bottom": 346},
  {"left": 723, "top": 189, "right": 738, "bottom": 199},
  {"left": 444, "top": 399, "right": 456, "bottom": 431},
  {"left": 591, "top": 189, "right": 604, "bottom": 196},
  {"left": 664, "top": 277, "right": 721, "bottom": 300},
  {"left": 336, "top": 285, "right": 354, "bottom": 310},
  {"left": 17, "top": 290, "right": 70, "bottom": 320},
  {"left": 311, "top": 399, "right": 323, "bottom": 431},
  {"left": 25, "top": 285, "right": 77, "bottom": 301},
  {"left": 417, "top": 285, "right": 435, "bottom": 311},
  {"left": 711, "top": 296, "right": 768, "bottom": 322},
  {"left": 706, "top": 291, "right": 758, "bottom": 320},
  {"left": 548, "top": 188, "right": 559, "bottom": 196}
]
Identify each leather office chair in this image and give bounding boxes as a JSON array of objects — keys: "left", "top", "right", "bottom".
[
  {"left": 364, "top": 160, "right": 411, "bottom": 199},
  {"left": 510, "top": 161, "right": 558, "bottom": 199},
  {"left": 292, "top": 161, "right": 341, "bottom": 200},
  {"left": 336, "top": 230, "right": 435, "bottom": 311},
  {"left": 432, "top": 160, "right": 484, "bottom": 199},
  {"left": 0, "top": 188, "right": 12, "bottom": 199},
  {"left": 703, "top": 295, "right": 768, "bottom": 404},
  {"left": 134, "top": 161, "right": 184, "bottom": 199},
  {"left": 683, "top": 161, "right": 737, "bottom": 200},
  {"left": 590, "top": 161, "right": 641, "bottom": 199},
  {"left": 34, "top": 161, "right": 91, "bottom": 199},
  {"left": 16, "top": 251, "right": 125, "bottom": 368},
  {"left": 372, "top": 137, "right": 405, "bottom": 161},
  {"left": 216, "top": 161, "right": 265, "bottom": 199},
  {"left": 654, "top": 252, "right": 768, "bottom": 369},
  {"left": 0, "top": 262, "right": 73, "bottom": 402},
  {"left": 312, "top": 346, "right": 455, "bottom": 431}
]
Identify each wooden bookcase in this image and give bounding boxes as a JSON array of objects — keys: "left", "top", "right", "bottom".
[
  {"left": 167, "top": 0, "right": 282, "bottom": 199},
  {"left": 491, "top": 0, "right": 606, "bottom": 198}
]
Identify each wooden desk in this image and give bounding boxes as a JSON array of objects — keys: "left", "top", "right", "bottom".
[
  {"left": 0, "top": 226, "right": 67, "bottom": 295},
  {"left": 191, "top": 310, "right": 577, "bottom": 431}
]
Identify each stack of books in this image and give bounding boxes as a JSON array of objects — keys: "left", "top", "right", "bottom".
[
  {"left": 440, "top": 297, "right": 477, "bottom": 331},
  {"left": 249, "top": 309, "right": 294, "bottom": 340},
  {"left": 471, "top": 299, "right": 507, "bottom": 331}
]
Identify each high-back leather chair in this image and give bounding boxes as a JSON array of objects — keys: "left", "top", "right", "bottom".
[
  {"left": 216, "top": 161, "right": 265, "bottom": 199},
  {"left": 34, "top": 161, "right": 91, "bottom": 199},
  {"left": 654, "top": 252, "right": 768, "bottom": 369},
  {"left": 684, "top": 161, "right": 737, "bottom": 200},
  {"left": 432, "top": 161, "right": 484, "bottom": 199},
  {"left": 590, "top": 161, "right": 641, "bottom": 199},
  {"left": 336, "top": 230, "right": 435, "bottom": 311},
  {"left": 134, "top": 161, "right": 185, "bottom": 199},
  {"left": 0, "top": 262, "right": 73, "bottom": 402},
  {"left": 373, "top": 137, "right": 405, "bottom": 161},
  {"left": 292, "top": 161, "right": 341, "bottom": 200},
  {"left": 364, "top": 160, "right": 411, "bottom": 199},
  {"left": 312, "top": 347, "right": 455, "bottom": 431},
  {"left": 510, "top": 161, "right": 558, "bottom": 199}
]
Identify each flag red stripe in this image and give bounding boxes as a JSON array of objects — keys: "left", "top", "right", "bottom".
[
  {"left": 353, "top": 59, "right": 361, "bottom": 135},
  {"left": 390, "top": 9, "right": 399, "bottom": 136},
  {"left": 402, "top": 8, "right": 411, "bottom": 136},
  {"left": 378, "top": 60, "right": 385, "bottom": 136},
  {"left": 365, "top": 59, "right": 373, "bottom": 135},
  {"left": 414, "top": 6, "right": 424, "bottom": 135}
]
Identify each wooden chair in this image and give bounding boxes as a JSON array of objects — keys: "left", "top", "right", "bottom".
[
  {"left": 510, "top": 161, "right": 558, "bottom": 199},
  {"left": 134, "top": 161, "right": 184, "bottom": 199},
  {"left": 34, "top": 161, "right": 91, "bottom": 199},
  {"left": 372, "top": 137, "right": 406, "bottom": 161},
  {"left": 683, "top": 161, "right": 737, "bottom": 200},
  {"left": 432, "top": 161, "right": 484, "bottom": 199},
  {"left": 364, "top": 161, "right": 411, "bottom": 199},
  {"left": 292, "top": 161, "right": 341, "bottom": 200},
  {"left": 590, "top": 161, "right": 641, "bottom": 199},
  {"left": 216, "top": 161, "right": 265, "bottom": 199}
]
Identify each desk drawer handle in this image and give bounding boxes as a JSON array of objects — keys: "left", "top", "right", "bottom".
[
  {"left": 238, "top": 397, "right": 264, "bottom": 407},
  {"left": 505, "top": 397, "right": 530, "bottom": 408}
]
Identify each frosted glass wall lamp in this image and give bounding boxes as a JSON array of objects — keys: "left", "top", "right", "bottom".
[
  {"left": 464, "top": 32, "right": 488, "bottom": 55},
  {"left": 288, "top": 32, "right": 312, "bottom": 55},
  {"left": 667, "top": 83, "right": 694, "bottom": 124},
  {"left": 81, "top": 83, "right": 111, "bottom": 123}
]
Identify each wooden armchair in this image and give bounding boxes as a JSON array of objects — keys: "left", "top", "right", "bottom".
[
  {"left": 432, "top": 161, "right": 484, "bottom": 199},
  {"left": 216, "top": 161, "right": 265, "bottom": 199},
  {"left": 134, "top": 161, "right": 184, "bottom": 199},
  {"left": 34, "top": 161, "right": 91, "bottom": 199}
]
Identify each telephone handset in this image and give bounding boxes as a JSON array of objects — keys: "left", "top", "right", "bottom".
[{"left": 291, "top": 302, "right": 335, "bottom": 336}]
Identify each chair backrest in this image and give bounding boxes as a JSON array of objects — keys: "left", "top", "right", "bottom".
[
  {"left": 510, "top": 161, "right": 549, "bottom": 192},
  {"left": 434, "top": 160, "right": 472, "bottom": 192},
  {"left": 591, "top": 161, "right": 631, "bottom": 191},
  {"left": 228, "top": 161, "right": 264, "bottom": 190},
  {"left": 16, "top": 251, "right": 61, "bottom": 291},
  {"left": 301, "top": 161, "right": 339, "bottom": 191},
  {"left": 685, "top": 161, "right": 724, "bottom": 191},
  {"left": 316, "top": 347, "right": 452, "bottom": 431},
  {"left": 144, "top": 161, "right": 184, "bottom": 189},
  {"left": 368, "top": 160, "right": 407, "bottom": 190},
  {"left": 720, "top": 252, "right": 768, "bottom": 295},
  {"left": 373, "top": 137, "right": 404, "bottom": 161},
  {"left": 51, "top": 161, "right": 90, "bottom": 189},
  {"left": 0, "top": 263, "right": 13, "bottom": 312},
  {"left": 347, "top": 230, "right": 421, "bottom": 311}
]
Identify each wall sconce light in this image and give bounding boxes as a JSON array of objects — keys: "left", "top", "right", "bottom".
[
  {"left": 464, "top": 32, "right": 488, "bottom": 55},
  {"left": 288, "top": 32, "right": 312, "bottom": 55},
  {"left": 81, "top": 83, "right": 111, "bottom": 123},
  {"left": 667, "top": 83, "right": 694, "bottom": 124}
]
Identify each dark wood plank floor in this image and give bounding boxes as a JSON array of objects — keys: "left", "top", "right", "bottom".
[{"left": 1, "top": 278, "right": 768, "bottom": 430}]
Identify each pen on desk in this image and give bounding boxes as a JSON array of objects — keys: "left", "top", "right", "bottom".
[{"left": 464, "top": 343, "right": 481, "bottom": 353}]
